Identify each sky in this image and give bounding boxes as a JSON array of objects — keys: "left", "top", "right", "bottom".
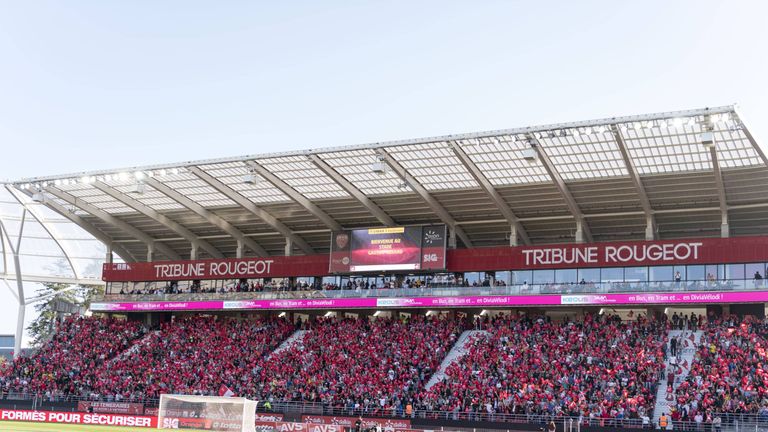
[{"left": 0, "top": 1, "right": 767, "bottom": 344}]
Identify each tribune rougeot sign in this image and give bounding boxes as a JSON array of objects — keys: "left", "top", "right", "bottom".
[{"left": 102, "top": 236, "right": 768, "bottom": 282}]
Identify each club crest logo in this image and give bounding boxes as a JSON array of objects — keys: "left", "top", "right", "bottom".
[{"left": 335, "top": 233, "right": 349, "bottom": 249}]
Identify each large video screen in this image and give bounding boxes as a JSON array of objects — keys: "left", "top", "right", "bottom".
[{"left": 330, "top": 225, "right": 446, "bottom": 273}]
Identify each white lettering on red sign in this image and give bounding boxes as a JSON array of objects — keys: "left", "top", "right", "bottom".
[
  {"left": 154, "top": 263, "right": 205, "bottom": 279},
  {"left": 522, "top": 242, "right": 702, "bottom": 266},
  {"left": 209, "top": 260, "right": 274, "bottom": 277},
  {"left": 0, "top": 410, "right": 153, "bottom": 428},
  {"left": 153, "top": 260, "right": 275, "bottom": 279}
]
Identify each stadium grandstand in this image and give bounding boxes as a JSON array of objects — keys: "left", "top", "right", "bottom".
[{"left": 2, "top": 105, "right": 768, "bottom": 432}]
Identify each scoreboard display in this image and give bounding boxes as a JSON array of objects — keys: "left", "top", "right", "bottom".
[{"left": 330, "top": 225, "right": 447, "bottom": 273}]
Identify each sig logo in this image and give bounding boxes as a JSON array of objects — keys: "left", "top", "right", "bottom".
[
  {"left": 423, "top": 253, "right": 438, "bottom": 262},
  {"left": 162, "top": 418, "right": 179, "bottom": 428}
]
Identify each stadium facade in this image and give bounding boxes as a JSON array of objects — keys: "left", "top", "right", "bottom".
[{"left": 2, "top": 105, "right": 768, "bottom": 430}]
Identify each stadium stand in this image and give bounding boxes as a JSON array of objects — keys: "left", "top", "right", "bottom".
[
  {"left": 253, "top": 316, "right": 462, "bottom": 412},
  {"left": 422, "top": 314, "right": 667, "bottom": 423},
  {"left": 89, "top": 316, "right": 294, "bottom": 401},
  {"left": 670, "top": 316, "right": 768, "bottom": 422},
  {"left": 0, "top": 316, "right": 146, "bottom": 398}
]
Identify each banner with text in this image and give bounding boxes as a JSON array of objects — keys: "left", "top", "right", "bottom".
[
  {"left": 104, "top": 236, "right": 768, "bottom": 282},
  {"left": 0, "top": 409, "right": 156, "bottom": 428},
  {"left": 77, "top": 401, "right": 145, "bottom": 415},
  {"left": 302, "top": 415, "right": 411, "bottom": 432},
  {"left": 91, "top": 290, "right": 768, "bottom": 313}
]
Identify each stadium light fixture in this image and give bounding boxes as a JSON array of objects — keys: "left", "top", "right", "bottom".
[
  {"left": 134, "top": 171, "right": 146, "bottom": 181},
  {"left": 371, "top": 154, "right": 387, "bottom": 175},
  {"left": 31, "top": 186, "right": 45, "bottom": 203},
  {"left": 700, "top": 131, "right": 715, "bottom": 148},
  {"left": 522, "top": 147, "right": 537, "bottom": 162},
  {"left": 243, "top": 168, "right": 258, "bottom": 184},
  {"left": 130, "top": 181, "right": 146, "bottom": 195}
]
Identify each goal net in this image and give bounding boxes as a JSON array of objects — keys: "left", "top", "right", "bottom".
[{"left": 157, "top": 394, "right": 257, "bottom": 432}]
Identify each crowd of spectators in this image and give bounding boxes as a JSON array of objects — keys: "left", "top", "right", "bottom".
[
  {"left": 7, "top": 310, "right": 768, "bottom": 427},
  {"left": 89, "top": 316, "right": 295, "bottom": 401},
  {"left": 421, "top": 314, "right": 667, "bottom": 422},
  {"left": 252, "top": 316, "right": 463, "bottom": 415},
  {"left": 669, "top": 315, "right": 768, "bottom": 425},
  {"left": 0, "top": 316, "right": 146, "bottom": 399}
]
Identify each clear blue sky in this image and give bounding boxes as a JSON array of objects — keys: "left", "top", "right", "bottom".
[
  {"left": 0, "top": 1, "right": 766, "bottom": 182},
  {"left": 0, "top": 1, "right": 767, "bottom": 345}
]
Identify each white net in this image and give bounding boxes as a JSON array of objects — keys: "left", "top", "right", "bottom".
[{"left": 157, "top": 394, "right": 257, "bottom": 432}]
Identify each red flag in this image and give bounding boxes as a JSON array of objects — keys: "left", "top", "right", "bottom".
[{"left": 218, "top": 385, "right": 235, "bottom": 397}]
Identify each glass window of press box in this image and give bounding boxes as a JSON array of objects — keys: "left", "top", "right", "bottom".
[{"left": 491, "top": 263, "right": 767, "bottom": 285}]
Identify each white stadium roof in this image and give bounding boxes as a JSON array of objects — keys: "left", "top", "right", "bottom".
[{"left": 5, "top": 104, "right": 767, "bottom": 265}]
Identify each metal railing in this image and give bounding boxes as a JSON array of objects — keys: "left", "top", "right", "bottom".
[
  {"left": 6, "top": 393, "right": 768, "bottom": 431},
  {"left": 95, "top": 279, "right": 767, "bottom": 304}
]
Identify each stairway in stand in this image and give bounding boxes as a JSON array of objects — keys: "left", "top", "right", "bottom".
[
  {"left": 652, "top": 329, "right": 703, "bottom": 426},
  {"left": 267, "top": 329, "right": 309, "bottom": 359},
  {"left": 425, "top": 330, "right": 487, "bottom": 390}
]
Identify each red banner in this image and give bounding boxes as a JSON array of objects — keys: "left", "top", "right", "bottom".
[
  {"left": 447, "top": 236, "right": 768, "bottom": 271},
  {"left": 0, "top": 409, "right": 156, "bottom": 428},
  {"left": 256, "top": 413, "right": 285, "bottom": 421},
  {"left": 104, "top": 236, "right": 768, "bottom": 282},
  {"left": 302, "top": 415, "right": 411, "bottom": 431},
  {"left": 77, "top": 401, "right": 144, "bottom": 415},
  {"left": 103, "top": 254, "right": 330, "bottom": 282},
  {"left": 279, "top": 421, "right": 344, "bottom": 432}
]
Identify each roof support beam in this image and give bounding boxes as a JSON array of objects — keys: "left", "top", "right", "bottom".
[
  {"left": 528, "top": 136, "right": 593, "bottom": 243},
  {"left": 15, "top": 187, "right": 136, "bottom": 262},
  {"left": 91, "top": 181, "right": 225, "bottom": 259},
  {"left": 377, "top": 150, "right": 473, "bottom": 248},
  {"left": 144, "top": 178, "right": 269, "bottom": 256},
  {"left": 7, "top": 185, "right": 80, "bottom": 277},
  {"left": 0, "top": 273, "right": 106, "bottom": 286},
  {"left": 732, "top": 107, "right": 768, "bottom": 167},
  {"left": 187, "top": 166, "right": 315, "bottom": 255},
  {"left": 42, "top": 187, "right": 181, "bottom": 260},
  {"left": 307, "top": 155, "right": 396, "bottom": 227},
  {"left": 448, "top": 142, "right": 530, "bottom": 246},
  {"left": 246, "top": 162, "right": 343, "bottom": 232},
  {"left": 611, "top": 126, "right": 657, "bottom": 240},
  {"left": 706, "top": 125, "right": 729, "bottom": 238}
]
